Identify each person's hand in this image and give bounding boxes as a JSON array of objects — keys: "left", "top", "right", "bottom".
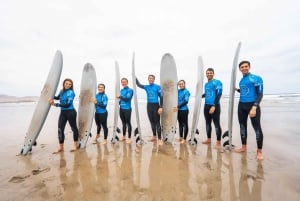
[
  {"left": 48, "top": 99, "right": 54, "bottom": 105},
  {"left": 209, "top": 106, "right": 215, "bottom": 114},
  {"left": 249, "top": 106, "right": 257, "bottom": 117},
  {"left": 90, "top": 97, "right": 96, "bottom": 104},
  {"left": 158, "top": 107, "right": 163, "bottom": 115},
  {"left": 173, "top": 106, "right": 178, "bottom": 112}
]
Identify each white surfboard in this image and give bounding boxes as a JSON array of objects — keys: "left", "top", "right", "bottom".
[
  {"left": 132, "top": 53, "right": 144, "bottom": 145},
  {"left": 160, "top": 53, "right": 178, "bottom": 143},
  {"left": 222, "top": 42, "right": 242, "bottom": 149},
  {"left": 77, "top": 63, "right": 97, "bottom": 148},
  {"left": 111, "top": 61, "right": 120, "bottom": 143},
  {"left": 20, "top": 50, "right": 63, "bottom": 155},
  {"left": 189, "top": 56, "right": 204, "bottom": 145}
]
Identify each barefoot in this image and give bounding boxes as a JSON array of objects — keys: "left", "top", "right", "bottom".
[
  {"left": 234, "top": 146, "right": 247, "bottom": 153},
  {"left": 93, "top": 134, "right": 100, "bottom": 144},
  {"left": 148, "top": 136, "right": 157, "bottom": 142},
  {"left": 126, "top": 139, "right": 131, "bottom": 144},
  {"left": 256, "top": 149, "right": 264, "bottom": 160},
  {"left": 202, "top": 139, "right": 211, "bottom": 144},
  {"left": 122, "top": 136, "right": 126, "bottom": 141},
  {"left": 214, "top": 142, "right": 221, "bottom": 149},
  {"left": 177, "top": 137, "right": 183, "bottom": 142},
  {"left": 180, "top": 139, "right": 186, "bottom": 144},
  {"left": 158, "top": 139, "right": 164, "bottom": 146},
  {"left": 53, "top": 144, "right": 64, "bottom": 154},
  {"left": 102, "top": 140, "right": 107, "bottom": 145}
]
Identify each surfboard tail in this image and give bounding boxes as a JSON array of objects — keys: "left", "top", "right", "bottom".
[{"left": 222, "top": 130, "right": 229, "bottom": 138}]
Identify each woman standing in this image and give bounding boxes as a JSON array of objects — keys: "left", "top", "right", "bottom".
[
  {"left": 49, "top": 78, "right": 79, "bottom": 153},
  {"left": 92, "top": 83, "right": 109, "bottom": 145}
]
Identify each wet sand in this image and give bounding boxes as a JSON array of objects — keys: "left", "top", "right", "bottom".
[{"left": 0, "top": 96, "right": 300, "bottom": 201}]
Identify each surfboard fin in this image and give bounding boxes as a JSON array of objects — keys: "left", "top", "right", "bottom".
[
  {"left": 223, "top": 140, "right": 229, "bottom": 147},
  {"left": 222, "top": 131, "right": 229, "bottom": 138},
  {"left": 195, "top": 129, "right": 199, "bottom": 134},
  {"left": 134, "top": 128, "right": 139, "bottom": 136},
  {"left": 116, "top": 127, "right": 121, "bottom": 133}
]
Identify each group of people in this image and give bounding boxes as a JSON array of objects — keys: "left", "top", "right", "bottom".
[{"left": 48, "top": 60, "right": 264, "bottom": 160}]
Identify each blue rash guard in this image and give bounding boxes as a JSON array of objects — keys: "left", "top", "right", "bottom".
[
  {"left": 136, "top": 79, "right": 163, "bottom": 105},
  {"left": 239, "top": 73, "right": 263, "bottom": 105},
  {"left": 54, "top": 89, "right": 76, "bottom": 110},
  {"left": 178, "top": 88, "right": 190, "bottom": 110},
  {"left": 95, "top": 92, "right": 108, "bottom": 114},
  {"left": 119, "top": 86, "right": 133, "bottom": 110},
  {"left": 203, "top": 79, "right": 223, "bottom": 105}
]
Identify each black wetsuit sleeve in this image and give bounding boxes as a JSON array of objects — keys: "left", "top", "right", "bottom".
[
  {"left": 202, "top": 93, "right": 205, "bottom": 98},
  {"left": 159, "top": 95, "right": 163, "bottom": 108},
  {"left": 254, "top": 86, "right": 263, "bottom": 106},
  {"left": 96, "top": 102, "right": 107, "bottom": 109},
  {"left": 136, "top": 78, "right": 144, "bottom": 89},
  {"left": 178, "top": 101, "right": 188, "bottom": 108},
  {"left": 214, "top": 94, "right": 222, "bottom": 105},
  {"left": 236, "top": 89, "right": 240, "bottom": 93},
  {"left": 55, "top": 102, "right": 72, "bottom": 108},
  {"left": 119, "top": 96, "right": 130, "bottom": 102}
]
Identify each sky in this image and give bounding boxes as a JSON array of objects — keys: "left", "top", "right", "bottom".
[{"left": 0, "top": 0, "right": 300, "bottom": 98}]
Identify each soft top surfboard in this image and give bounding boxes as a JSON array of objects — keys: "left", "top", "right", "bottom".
[
  {"left": 222, "top": 42, "right": 242, "bottom": 150},
  {"left": 20, "top": 50, "right": 63, "bottom": 155},
  {"left": 160, "top": 53, "right": 178, "bottom": 143},
  {"left": 132, "top": 53, "right": 144, "bottom": 145},
  {"left": 111, "top": 61, "right": 120, "bottom": 143},
  {"left": 77, "top": 63, "right": 97, "bottom": 148},
  {"left": 189, "top": 56, "right": 204, "bottom": 145}
]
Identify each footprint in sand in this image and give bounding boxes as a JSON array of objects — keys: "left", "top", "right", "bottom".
[
  {"left": 9, "top": 175, "right": 30, "bottom": 183},
  {"left": 32, "top": 167, "right": 51, "bottom": 175}
]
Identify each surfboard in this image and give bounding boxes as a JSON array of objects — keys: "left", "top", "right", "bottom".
[
  {"left": 111, "top": 61, "right": 120, "bottom": 143},
  {"left": 222, "top": 42, "right": 242, "bottom": 150},
  {"left": 160, "top": 53, "right": 178, "bottom": 143},
  {"left": 77, "top": 63, "right": 97, "bottom": 149},
  {"left": 132, "top": 53, "right": 144, "bottom": 145},
  {"left": 20, "top": 50, "right": 63, "bottom": 155},
  {"left": 189, "top": 56, "right": 204, "bottom": 145}
]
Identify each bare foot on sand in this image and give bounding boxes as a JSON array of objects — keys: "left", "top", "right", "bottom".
[
  {"left": 126, "top": 139, "right": 131, "bottom": 144},
  {"left": 214, "top": 141, "right": 221, "bottom": 149},
  {"left": 122, "top": 136, "right": 126, "bottom": 141},
  {"left": 180, "top": 139, "right": 186, "bottom": 144},
  {"left": 52, "top": 144, "right": 64, "bottom": 154},
  {"left": 202, "top": 139, "right": 211, "bottom": 144},
  {"left": 102, "top": 140, "right": 107, "bottom": 145},
  {"left": 148, "top": 136, "right": 157, "bottom": 142},
  {"left": 177, "top": 137, "right": 183, "bottom": 142},
  {"left": 158, "top": 140, "right": 164, "bottom": 146},
  {"left": 235, "top": 145, "right": 247, "bottom": 153},
  {"left": 256, "top": 149, "right": 264, "bottom": 160}
]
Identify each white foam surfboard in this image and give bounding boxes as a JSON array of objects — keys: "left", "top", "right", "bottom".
[
  {"left": 160, "top": 53, "right": 178, "bottom": 143},
  {"left": 111, "top": 61, "right": 120, "bottom": 143},
  {"left": 77, "top": 63, "right": 97, "bottom": 148},
  {"left": 189, "top": 56, "right": 204, "bottom": 145},
  {"left": 20, "top": 50, "right": 63, "bottom": 155},
  {"left": 222, "top": 42, "right": 242, "bottom": 149},
  {"left": 132, "top": 53, "right": 143, "bottom": 145}
]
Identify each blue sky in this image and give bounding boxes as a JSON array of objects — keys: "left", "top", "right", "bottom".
[{"left": 0, "top": 0, "right": 300, "bottom": 97}]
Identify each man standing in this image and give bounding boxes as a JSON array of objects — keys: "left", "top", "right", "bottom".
[{"left": 235, "top": 61, "right": 264, "bottom": 160}]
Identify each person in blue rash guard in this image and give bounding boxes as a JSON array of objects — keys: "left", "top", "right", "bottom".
[
  {"left": 202, "top": 68, "right": 223, "bottom": 149},
  {"left": 49, "top": 78, "right": 79, "bottom": 153},
  {"left": 136, "top": 74, "right": 164, "bottom": 146},
  {"left": 117, "top": 78, "right": 134, "bottom": 144},
  {"left": 91, "top": 83, "right": 109, "bottom": 145},
  {"left": 175, "top": 80, "right": 190, "bottom": 144},
  {"left": 234, "top": 61, "right": 264, "bottom": 161}
]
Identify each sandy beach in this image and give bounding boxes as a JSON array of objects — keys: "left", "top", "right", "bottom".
[{"left": 0, "top": 95, "right": 300, "bottom": 201}]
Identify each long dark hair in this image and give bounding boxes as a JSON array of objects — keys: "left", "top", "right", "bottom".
[{"left": 62, "top": 78, "right": 74, "bottom": 91}]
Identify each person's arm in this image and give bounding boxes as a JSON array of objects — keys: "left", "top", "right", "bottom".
[
  {"left": 96, "top": 96, "right": 108, "bottom": 109},
  {"left": 136, "top": 78, "right": 144, "bottom": 89},
  {"left": 54, "top": 98, "right": 72, "bottom": 108},
  {"left": 253, "top": 86, "right": 263, "bottom": 107},
  {"left": 213, "top": 88, "right": 222, "bottom": 105},
  {"left": 119, "top": 89, "right": 133, "bottom": 102}
]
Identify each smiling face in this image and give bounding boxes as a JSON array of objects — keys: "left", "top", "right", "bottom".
[
  {"left": 97, "top": 84, "right": 105, "bottom": 93},
  {"left": 239, "top": 62, "right": 251, "bottom": 75},
  {"left": 121, "top": 78, "right": 128, "bottom": 87},
  {"left": 206, "top": 70, "right": 214, "bottom": 81},
  {"left": 178, "top": 80, "right": 185, "bottom": 89},
  {"left": 148, "top": 75, "right": 155, "bottom": 84},
  {"left": 63, "top": 79, "right": 73, "bottom": 90}
]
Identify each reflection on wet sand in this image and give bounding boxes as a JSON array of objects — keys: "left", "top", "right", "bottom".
[{"left": 239, "top": 154, "right": 264, "bottom": 201}]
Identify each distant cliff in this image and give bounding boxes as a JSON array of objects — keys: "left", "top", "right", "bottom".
[{"left": 0, "top": 95, "right": 39, "bottom": 103}]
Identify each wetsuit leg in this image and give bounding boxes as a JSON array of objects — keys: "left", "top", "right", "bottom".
[
  {"left": 204, "top": 104, "right": 213, "bottom": 139},
  {"left": 99, "top": 112, "right": 108, "bottom": 140},
  {"left": 212, "top": 104, "right": 222, "bottom": 141},
  {"left": 124, "top": 109, "right": 132, "bottom": 138},
  {"left": 58, "top": 111, "right": 68, "bottom": 144},
  {"left": 67, "top": 110, "right": 79, "bottom": 142},
  {"left": 177, "top": 110, "right": 184, "bottom": 138},
  {"left": 147, "top": 103, "right": 157, "bottom": 136},
  {"left": 95, "top": 113, "right": 102, "bottom": 134},
  {"left": 238, "top": 102, "right": 252, "bottom": 145},
  {"left": 250, "top": 106, "right": 263, "bottom": 149},
  {"left": 120, "top": 109, "right": 127, "bottom": 136}
]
